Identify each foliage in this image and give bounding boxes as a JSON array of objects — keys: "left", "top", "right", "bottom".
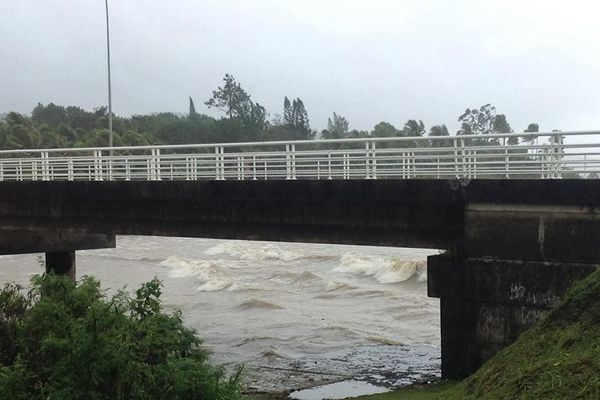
[
  {"left": 1, "top": 93, "right": 532, "bottom": 153},
  {"left": 283, "top": 97, "right": 313, "bottom": 140},
  {"left": 205, "top": 74, "right": 267, "bottom": 141},
  {"left": 457, "top": 104, "right": 516, "bottom": 145},
  {"left": 0, "top": 274, "right": 242, "bottom": 400},
  {"left": 322, "top": 112, "right": 350, "bottom": 139}
]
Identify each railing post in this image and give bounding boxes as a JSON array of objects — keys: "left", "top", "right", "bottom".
[
  {"left": 327, "top": 152, "right": 332, "bottom": 180},
  {"left": 344, "top": 153, "right": 350, "bottom": 179},
  {"left": 365, "top": 141, "right": 377, "bottom": 179},
  {"left": 285, "top": 144, "right": 296, "bottom": 180},
  {"left": 215, "top": 146, "right": 225, "bottom": 180},
  {"left": 0, "top": 162, "right": 3, "bottom": 181},
  {"left": 317, "top": 161, "right": 321, "bottom": 180},
  {"left": 41, "top": 151, "right": 50, "bottom": 181},
  {"left": 32, "top": 161, "right": 38, "bottom": 181},
  {"left": 125, "top": 159, "right": 131, "bottom": 181},
  {"left": 151, "top": 148, "right": 161, "bottom": 180},
  {"left": 252, "top": 155, "right": 257, "bottom": 180},
  {"left": 93, "top": 150, "right": 103, "bottom": 181},
  {"left": 371, "top": 141, "right": 377, "bottom": 179},
  {"left": 68, "top": 159, "right": 74, "bottom": 181},
  {"left": 555, "top": 134, "right": 564, "bottom": 178},
  {"left": 504, "top": 137, "right": 510, "bottom": 179},
  {"left": 453, "top": 138, "right": 460, "bottom": 178},
  {"left": 459, "top": 138, "right": 466, "bottom": 178},
  {"left": 291, "top": 144, "right": 296, "bottom": 179}
]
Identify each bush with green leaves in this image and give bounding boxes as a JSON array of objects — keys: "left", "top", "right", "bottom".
[{"left": 0, "top": 274, "right": 241, "bottom": 400}]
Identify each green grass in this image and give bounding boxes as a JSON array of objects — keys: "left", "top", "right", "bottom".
[{"left": 353, "top": 382, "right": 458, "bottom": 400}]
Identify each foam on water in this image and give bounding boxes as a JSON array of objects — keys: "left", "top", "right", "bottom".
[
  {"left": 204, "top": 240, "right": 302, "bottom": 262},
  {"left": 1, "top": 237, "right": 441, "bottom": 392},
  {"left": 159, "top": 256, "right": 234, "bottom": 292},
  {"left": 334, "top": 254, "right": 427, "bottom": 284}
]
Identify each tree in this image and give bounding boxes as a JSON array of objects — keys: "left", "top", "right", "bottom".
[
  {"left": 402, "top": 120, "right": 425, "bottom": 137},
  {"left": 322, "top": 112, "right": 349, "bottom": 139},
  {"left": 205, "top": 74, "right": 267, "bottom": 141},
  {"left": 458, "top": 104, "right": 514, "bottom": 145},
  {"left": 493, "top": 114, "right": 516, "bottom": 145},
  {"left": 189, "top": 96, "right": 197, "bottom": 118},
  {"left": 0, "top": 274, "right": 242, "bottom": 399},
  {"left": 31, "top": 103, "right": 67, "bottom": 127},
  {"left": 523, "top": 123, "right": 539, "bottom": 144},
  {"left": 428, "top": 124, "right": 451, "bottom": 147},
  {"left": 283, "top": 97, "right": 312, "bottom": 140},
  {"left": 283, "top": 97, "right": 292, "bottom": 127},
  {"left": 371, "top": 121, "right": 398, "bottom": 138}
]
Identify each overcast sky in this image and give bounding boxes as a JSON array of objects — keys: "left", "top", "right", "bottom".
[{"left": 1, "top": 0, "right": 599, "bottom": 133}]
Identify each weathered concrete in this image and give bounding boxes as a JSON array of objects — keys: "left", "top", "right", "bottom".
[
  {"left": 1, "top": 179, "right": 600, "bottom": 379},
  {"left": 0, "top": 229, "right": 115, "bottom": 255},
  {"left": 0, "top": 180, "right": 464, "bottom": 249},
  {"left": 428, "top": 254, "right": 597, "bottom": 379},
  {"left": 45, "top": 251, "right": 76, "bottom": 280}
]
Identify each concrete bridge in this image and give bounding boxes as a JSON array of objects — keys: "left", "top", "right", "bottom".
[{"left": 1, "top": 131, "right": 600, "bottom": 379}]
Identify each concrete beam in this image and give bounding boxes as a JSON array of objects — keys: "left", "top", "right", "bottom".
[
  {"left": 0, "top": 229, "right": 115, "bottom": 255},
  {"left": 465, "top": 204, "right": 600, "bottom": 263},
  {"left": 0, "top": 180, "right": 464, "bottom": 249}
]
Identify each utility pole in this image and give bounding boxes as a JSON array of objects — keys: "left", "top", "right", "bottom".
[{"left": 105, "top": 0, "right": 113, "bottom": 148}]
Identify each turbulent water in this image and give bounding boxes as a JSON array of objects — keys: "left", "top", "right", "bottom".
[{"left": 0, "top": 236, "right": 441, "bottom": 392}]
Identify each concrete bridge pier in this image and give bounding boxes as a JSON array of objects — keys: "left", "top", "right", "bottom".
[
  {"left": 0, "top": 229, "right": 116, "bottom": 280},
  {"left": 45, "top": 251, "right": 77, "bottom": 280},
  {"left": 428, "top": 202, "right": 600, "bottom": 379}
]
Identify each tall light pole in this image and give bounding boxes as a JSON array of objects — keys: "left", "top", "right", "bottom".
[{"left": 105, "top": 0, "right": 113, "bottom": 148}]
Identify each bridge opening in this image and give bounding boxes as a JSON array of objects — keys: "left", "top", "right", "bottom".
[{"left": 0, "top": 235, "right": 442, "bottom": 392}]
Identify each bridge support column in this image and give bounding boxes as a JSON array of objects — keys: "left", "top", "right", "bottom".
[
  {"left": 428, "top": 254, "right": 596, "bottom": 379},
  {"left": 428, "top": 201, "right": 600, "bottom": 379},
  {"left": 45, "top": 251, "right": 76, "bottom": 280}
]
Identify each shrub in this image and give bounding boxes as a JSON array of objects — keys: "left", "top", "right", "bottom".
[{"left": 0, "top": 274, "right": 241, "bottom": 400}]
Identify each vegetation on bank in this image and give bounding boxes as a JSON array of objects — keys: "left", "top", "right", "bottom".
[
  {"left": 0, "top": 274, "right": 241, "bottom": 400},
  {"left": 0, "top": 74, "right": 541, "bottom": 151},
  {"left": 2, "top": 264, "right": 599, "bottom": 399}
]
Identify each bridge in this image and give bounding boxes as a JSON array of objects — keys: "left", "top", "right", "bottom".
[{"left": 1, "top": 130, "right": 600, "bottom": 379}]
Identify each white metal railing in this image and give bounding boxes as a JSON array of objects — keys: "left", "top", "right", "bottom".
[{"left": 1, "top": 131, "right": 600, "bottom": 181}]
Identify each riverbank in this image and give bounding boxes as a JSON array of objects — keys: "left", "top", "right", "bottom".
[
  {"left": 245, "top": 266, "right": 600, "bottom": 399},
  {"left": 243, "top": 381, "right": 457, "bottom": 400}
]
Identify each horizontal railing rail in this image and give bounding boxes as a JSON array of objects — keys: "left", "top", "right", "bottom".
[{"left": 0, "top": 130, "right": 599, "bottom": 181}]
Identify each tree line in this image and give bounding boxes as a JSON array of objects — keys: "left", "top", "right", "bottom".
[{"left": 0, "top": 74, "right": 542, "bottom": 150}]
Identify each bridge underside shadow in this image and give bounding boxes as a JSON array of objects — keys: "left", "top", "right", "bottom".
[{"left": 0, "top": 179, "right": 599, "bottom": 379}]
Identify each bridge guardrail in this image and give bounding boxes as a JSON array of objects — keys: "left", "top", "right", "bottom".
[{"left": 0, "top": 131, "right": 599, "bottom": 181}]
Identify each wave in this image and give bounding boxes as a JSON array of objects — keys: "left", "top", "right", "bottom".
[
  {"left": 158, "top": 256, "right": 234, "bottom": 292},
  {"left": 260, "top": 348, "right": 290, "bottom": 359},
  {"left": 366, "top": 335, "right": 405, "bottom": 346},
  {"left": 236, "top": 299, "right": 286, "bottom": 310},
  {"left": 325, "top": 281, "right": 355, "bottom": 292},
  {"left": 333, "top": 254, "right": 427, "bottom": 284},
  {"left": 268, "top": 270, "right": 324, "bottom": 285},
  {"left": 204, "top": 241, "right": 302, "bottom": 262}
]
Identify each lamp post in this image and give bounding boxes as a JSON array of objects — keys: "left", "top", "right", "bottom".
[{"left": 105, "top": 0, "right": 113, "bottom": 149}]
